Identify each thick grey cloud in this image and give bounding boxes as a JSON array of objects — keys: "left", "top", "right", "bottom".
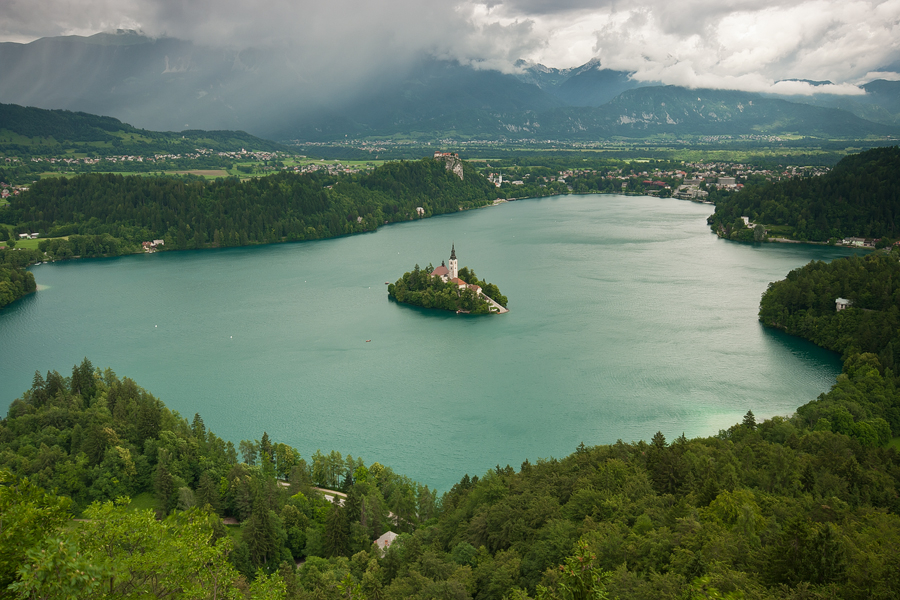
[
  {"left": 483, "top": 0, "right": 900, "bottom": 92},
  {"left": 604, "top": 0, "right": 900, "bottom": 93},
  {"left": 1, "top": 0, "right": 898, "bottom": 95}
]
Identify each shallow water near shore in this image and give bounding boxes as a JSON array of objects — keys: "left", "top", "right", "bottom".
[{"left": 0, "top": 194, "right": 859, "bottom": 491}]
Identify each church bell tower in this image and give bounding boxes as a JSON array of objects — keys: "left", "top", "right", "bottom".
[{"left": 448, "top": 244, "right": 458, "bottom": 280}]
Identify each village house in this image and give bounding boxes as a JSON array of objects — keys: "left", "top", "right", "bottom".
[
  {"left": 374, "top": 531, "right": 398, "bottom": 555},
  {"left": 841, "top": 237, "right": 875, "bottom": 248}
]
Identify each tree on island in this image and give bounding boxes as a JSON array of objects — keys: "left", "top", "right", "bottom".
[{"left": 388, "top": 263, "right": 507, "bottom": 314}]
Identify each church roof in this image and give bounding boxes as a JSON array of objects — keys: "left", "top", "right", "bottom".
[
  {"left": 431, "top": 265, "right": 449, "bottom": 277},
  {"left": 450, "top": 277, "right": 467, "bottom": 287}
]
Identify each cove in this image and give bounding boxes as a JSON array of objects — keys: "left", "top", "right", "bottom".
[{"left": 0, "top": 194, "right": 859, "bottom": 492}]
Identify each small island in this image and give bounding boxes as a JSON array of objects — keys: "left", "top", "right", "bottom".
[{"left": 388, "top": 245, "right": 508, "bottom": 314}]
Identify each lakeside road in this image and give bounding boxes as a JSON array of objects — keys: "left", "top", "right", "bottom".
[
  {"left": 768, "top": 237, "right": 813, "bottom": 244},
  {"left": 767, "top": 237, "right": 875, "bottom": 251}
]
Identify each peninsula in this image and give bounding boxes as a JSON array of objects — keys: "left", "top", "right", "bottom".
[{"left": 388, "top": 245, "right": 508, "bottom": 314}]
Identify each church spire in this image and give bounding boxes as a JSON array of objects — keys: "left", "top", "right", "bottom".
[{"left": 448, "top": 244, "right": 458, "bottom": 280}]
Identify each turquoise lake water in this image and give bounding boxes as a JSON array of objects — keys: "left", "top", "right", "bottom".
[{"left": 0, "top": 194, "right": 859, "bottom": 491}]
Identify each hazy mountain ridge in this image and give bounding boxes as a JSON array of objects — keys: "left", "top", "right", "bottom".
[
  {"left": 765, "top": 80, "right": 900, "bottom": 127},
  {"left": 296, "top": 87, "right": 899, "bottom": 141},
  {"left": 590, "top": 86, "right": 897, "bottom": 137},
  {"left": 0, "top": 103, "right": 289, "bottom": 154},
  {"left": 0, "top": 32, "right": 898, "bottom": 142}
]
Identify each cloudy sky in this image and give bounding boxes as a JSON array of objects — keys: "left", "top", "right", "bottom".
[{"left": 2, "top": 0, "right": 899, "bottom": 95}]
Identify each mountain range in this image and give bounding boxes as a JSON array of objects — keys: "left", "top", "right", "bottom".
[{"left": 1, "top": 30, "right": 899, "bottom": 143}]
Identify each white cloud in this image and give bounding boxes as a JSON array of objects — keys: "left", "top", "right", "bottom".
[
  {"left": 574, "top": 0, "right": 900, "bottom": 94},
  {"left": 861, "top": 71, "right": 900, "bottom": 82},
  {"left": 0, "top": 0, "right": 898, "bottom": 95}
]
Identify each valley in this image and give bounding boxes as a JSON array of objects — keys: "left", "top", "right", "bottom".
[{"left": 2, "top": 18, "right": 900, "bottom": 598}]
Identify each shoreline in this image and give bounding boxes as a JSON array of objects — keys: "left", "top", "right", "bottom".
[{"left": 12, "top": 189, "right": 876, "bottom": 274}]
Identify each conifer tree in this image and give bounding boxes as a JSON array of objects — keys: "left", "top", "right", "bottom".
[
  {"left": 325, "top": 503, "right": 350, "bottom": 558},
  {"left": 242, "top": 495, "right": 286, "bottom": 572},
  {"left": 743, "top": 410, "right": 757, "bottom": 430},
  {"left": 154, "top": 463, "right": 176, "bottom": 514},
  {"left": 196, "top": 472, "right": 222, "bottom": 514}
]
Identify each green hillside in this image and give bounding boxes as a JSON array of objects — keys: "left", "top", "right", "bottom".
[
  {"left": 709, "top": 146, "right": 900, "bottom": 241},
  {"left": 0, "top": 103, "right": 288, "bottom": 156},
  {"left": 0, "top": 157, "right": 497, "bottom": 260},
  {"left": 759, "top": 250, "right": 900, "bottom": 357}
]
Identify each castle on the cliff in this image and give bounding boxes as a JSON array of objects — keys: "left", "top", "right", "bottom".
[{"left": 433, "top": 151, "right": 464, "bottom": 180}]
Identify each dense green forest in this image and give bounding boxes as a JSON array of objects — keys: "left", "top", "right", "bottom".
[
  {"left": 388, "top": 265, "right": 508, "bottom": 314},
  {"left": 0, "top": 248, "right": 41, "bottom": 309},
  {"left": 4, "top": 352, "right": 900, "bottom": 599},
  {"left": 0, "top": 266, "right": 35, "bottom": 309},
  {"left": 759, "top": 248, "right": 900, "bottom": 439},
  {"left": 708, "top": 146, "right": 900, "bottom": 241},
  {"left": 1, "top": 360, "right": 438, "bottom": 597},
  {"left": 0, "top": 158, "right": 497, "bottom": 261}
]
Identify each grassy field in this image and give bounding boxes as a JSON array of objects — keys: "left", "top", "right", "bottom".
[
  {"left": 0, "top": 235, "right": 68, "bottom": 250},
  {"left": 128, "top": 492, "right": 157, "bottom": 512},
  {"left": 225, "top": 523, "right": 242, "bottom": 541},
  {"left": 2, "top": 237, "right": 40, "bottom": 250},
  {"left": 10, "top": 158, "right": 388, "bottom": 184},
  {"left": 167, "top": 169, "right": 230, "bottom": 178},
  {"left": 763, "top": 224, "right": 795, "bottom": 238},
  {"left": 888, "top": 437, "right": 900, "bottom": 451},
  {"left": 468, "top": 146, "right": 850, "bottom": 165}
]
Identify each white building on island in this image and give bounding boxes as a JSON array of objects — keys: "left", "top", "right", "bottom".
[
  {"left": 429, "top": 245, "right": 507, "bottom": 313},
  {"left": 430, "top": 244, "right": 460, "bottom": 282}
]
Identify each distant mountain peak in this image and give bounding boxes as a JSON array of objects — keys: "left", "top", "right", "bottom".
[
  {"left": 776, "top": 78, "right": 835, "bottom": 87},
  {"left": 569, "top": 57, "right": 604, "bottom": 76}
]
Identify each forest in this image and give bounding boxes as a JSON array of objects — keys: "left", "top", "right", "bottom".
[
  {"left": 758, "top": 247, "right": 900, "bottom": 440},
  {"left": 0, "top": 158, "right": 497, "bottom": 264},
  {"left": 0, "top": 266, "right": 35, "bottom": 310},
  {"left": 0, "top": 248, "right": 40, "bottom": 309},
  {"left": 3, "top": 356, "right": 900, "bottom": 599},
  {"left": 388, "top": 265, "right": 508, "bottom": 314},
  {"left": 1, "top": 360, "right": 438, "bottom": 598},
  {"left": 708, "top": 146, "right": 900, "bottom": 242}
]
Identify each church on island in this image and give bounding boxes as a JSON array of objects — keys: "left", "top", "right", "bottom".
[{"left": 430, "top": 245, "right": 508, "bottom": 314}]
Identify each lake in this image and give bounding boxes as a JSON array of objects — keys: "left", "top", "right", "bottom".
[{"left": 0, "top": 194, "right": 859, "bottom": 491}]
